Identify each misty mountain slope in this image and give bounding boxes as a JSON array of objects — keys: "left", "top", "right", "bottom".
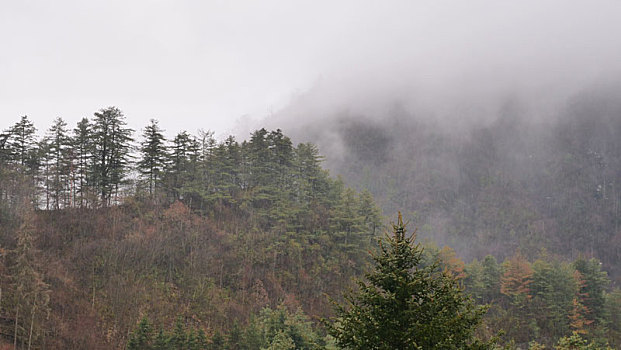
[{"left": 271, "top": 85, "right": 621, "bottom": 282}]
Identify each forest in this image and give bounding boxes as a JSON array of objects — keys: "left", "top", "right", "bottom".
[
  {"left": 0, "top": 107, "right": 620, "bottom": 349},
  {"left": 279, "top": 86, "right": 621, "bottom": 281}
]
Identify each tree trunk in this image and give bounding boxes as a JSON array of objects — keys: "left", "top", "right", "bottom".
[
  {"left": 92, "top": 263, "right": 96, "bottom": 310},
  {"left": 14, "top": 305, "right": 18, "bottom": 350},
  {"left": 28, "top": 303, "right": 36, "bottom": 350}
]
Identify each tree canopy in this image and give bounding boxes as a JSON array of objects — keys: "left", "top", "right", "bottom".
[{"left": 328, "top": 213, "right": 493, "bottom": 350}]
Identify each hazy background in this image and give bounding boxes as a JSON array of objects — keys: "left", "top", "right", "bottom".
[{"left": 2, "top": 0, "right": 621, "bottom": 137}]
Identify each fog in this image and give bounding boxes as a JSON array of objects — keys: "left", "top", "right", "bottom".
[
  {"left": 2, "top": 1, "right": 621, "bottom": 139},
  {"left": 244, "top": 1, "right": 621, "bottom": 137}
]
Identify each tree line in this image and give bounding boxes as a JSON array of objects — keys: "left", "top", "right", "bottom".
[
  {"left": 0, "top": 108, "right": 377, "bottom": 224},
  {"left": 307, "top": 90, "right": 621, "bottom": 283},
  {"left": 0, "top": 109, "right": 384, "bottom": 348},
  {"left": 123, "top": 215, "right": 619, "bottom": 349},
  {"left": 1, "top": 107, "right": 619, "bottom": 349}
]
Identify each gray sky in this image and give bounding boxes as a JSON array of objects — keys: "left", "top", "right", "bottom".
[{"left": 2, "top": 0, "right": 621, "bottom": 138}]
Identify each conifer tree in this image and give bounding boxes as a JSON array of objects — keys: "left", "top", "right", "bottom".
[
  {"left": 328, "top": 213, "right": 492, "bottom": 349},
  {"left": 481, "top": 255, "right": 502, "bottom": 303},
  {"left": 3, "top": 116, "right": 40, "bottom": 207},
  {"left": 530, "top": 259, "right": 576, "bottom": 340},
  {"left": 138, "top": 119, "right": 167, "bottom": 198},
  {"left": 153, "top": 328, "right": 169, "bottom": 350},
  {"left": 127, "top": 317, "right": 153, "bottom": 350},
  {"left": 45, "top": 117, "right": 71, "bottom": 209},
  {"left": 91, "top": 107, "right": 133, "bottom": 206},
  {"left": 7, "top": 116, "right": 37, "bottom": 168},
  {"left": 573, "top": 258, "right": 609, "bottom": 326},
  {"left": 165, "top": 131, "right": 199, "bottom": 202},
  {"left": 170, "top": 317, "right": 187, "bottom": 349},
  {"left": 72, "top": 118, "right": 93, "bottom": 207}
]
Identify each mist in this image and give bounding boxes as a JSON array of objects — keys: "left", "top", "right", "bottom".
[
  {"left": 236, "top": 1, "right": 621, "bottom": 136},
  {"left": 224, "top": 1, "right": 621, "bottom": 272},
  {"left": 3, "top": 1, "right": 621, "bottom": 138},
  {"left": 3, "top": 2, "right": 621, "bottom": 347}
]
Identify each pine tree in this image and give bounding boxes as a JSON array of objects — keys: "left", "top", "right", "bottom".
[
  {"left": 165, "top": 131, "right": 199, "bottom": 202},
  {"left": 127, "top": 317, "right": 153, "bottom": 350},
  {"left": 72, "top": 118, "right": 93, "bottom": 208},
  {"left": 169, "top": 317, "right": 187, "bottom": 349},
  {"left": 293, "top": 142, "right": 327, "bottom": 203},
  {"left": 152, "top": 328, "right": 169, "bottom": 350},
  {"left": 45, "top": 117, "right": 71, "bottom": 209},
  {"left": 7, "top": 116, "right": 37, "bottom": 168},
  {"left": 3, "top": 116, "right": 40, "bottom": 207},
  {"left": 196, "top": 329, "right": 209, "bottom": 350},
  {"left": 555, "top": 331, "right": 609, "bottom": 350},
  {"left": 226, "top": 321, "right": 243, "bottom": 350},
  {"left": 138, "top": 119, "right": 167, "bottom": 198},
  {"left": 481, "top": 255, "right": 502, "bottom": 304},
  {"left": 328, "top": 213, "right": 493, "bottom": 349},
  {"left": 530, "top": 258, "right": 576, "bottom": 339},
  {"left": 209, "top": 331, "right": 225, "bottom": 350},
  {"left": 572, "top": 258, "right": 609, "bottom": 326},
  {"left": 91, "top": 107, "right": 133, "bottom": 206}
]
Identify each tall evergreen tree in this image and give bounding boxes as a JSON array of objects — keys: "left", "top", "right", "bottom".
[
  {"left": 91, "top": 107, "right": 133, "bottom": 206},
  {"left": 328, "top": 213, "right": 493, "bottom": 349},
  {"left": 530, "top": 259, "right": 576, "bottom": 340},
  {"left": 573, "top": 258, "right": 609, "bottom": 326},
  {"left": 4, "top": 116, "right": 40, "bottom": 207},
  {"left": 7, "top": 116, "right": 37, "bottom": 168},
  {"left": 45, "top": 117, "right": 71, "bottom": 209},
  {"left": 72, "top": 118, "right": 93, "bottom": 207},
  {"left": 38, "top": 137, "right": 53, "bottom": 210},
  {"left": 138, "top": 119, "right": 167, "bottom": 198},
  {"left": 165, "top": 131, "right": 199, "bottom": 202}
]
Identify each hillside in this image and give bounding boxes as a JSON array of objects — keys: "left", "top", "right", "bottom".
[
  {"left": 277, "top": 85, "right": 621, "bottom": 283},
  {"left": 0, "top": 122, "right": 381, "bottom": 348},
  {"left": 0, "top": 116, "right": 619, "bottom": 348}
]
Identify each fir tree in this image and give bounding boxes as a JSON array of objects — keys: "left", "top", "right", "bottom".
[
  {"left": 91, "top": 107, "right": 133, "bottom": 206},
  {"left": 328, "top": 213, "right": 493, "bottom": 349},
  {"left": 138, "top": 119, "right": 167, "bottom": 198},
  {"left": 7, "top": 116, "right": 37, "bottom": 168},
  {"left": 127, "top": 317, "right": 153, "bottom": 350},
  {"left": 45, "top": 117, "right": 71, "bottom": 209},
  {"left": 72, "top": 118, "right": 93, "bottom": 207}
]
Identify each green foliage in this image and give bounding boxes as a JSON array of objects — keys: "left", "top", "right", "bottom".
[
  {"left": 72, "top": 117, "right": 94, "bottom": 207},
  {"left": 91, "top": 106, "right": 134, "bottom": 206},
  {"left": 572, "top": 258, "right": 609, "bottom": 326},
  {"left": 3, "top": 114, "right": 621, "bottom": 348},
  {"left": 310, "top": 100, "right": 621, "bottom": 289},
  {"left": 554, "top": 332, "right": 611, "bottom": 350},
  {"left": 604, "top": 289, "right": 621, "bottom": 348},
  {"left": 138, "top": 119, "right": 167, "bottom": 198},
  {"left": 328, "top": 213, "right": 493, "bottom": 349},
  {"left": 237, "top": 305, "right": 322, "bottom": 350},
  {"left": 127, "top": 317, "right": 153, "bottom": 350},
  {"left": 43, "top": 117, "right": 72, "bottom": 209},
  {"left": 126, "top": 316, "right": 210, "bottom": 350},
  {"left": 530, "top": 258, "right": 577, "bottom": 340},
  {"left": 5, "top": 115, "right": 38, "bottom": 168}
]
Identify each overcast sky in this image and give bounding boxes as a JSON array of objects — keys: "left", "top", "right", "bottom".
[{"left": 2, "top": 1, "right": 621, "bottom": 138}]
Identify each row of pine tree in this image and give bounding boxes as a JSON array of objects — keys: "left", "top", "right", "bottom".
[{"left": 1, "top": 108, "right": 381, "bottom": 229}]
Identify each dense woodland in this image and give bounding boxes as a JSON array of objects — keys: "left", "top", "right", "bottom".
[
  {"left": 0, "top": 106, "right": 619, "bottom": 349},
  {"left": 290, "top": 87, "right": 621, "bottom": 283}
]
